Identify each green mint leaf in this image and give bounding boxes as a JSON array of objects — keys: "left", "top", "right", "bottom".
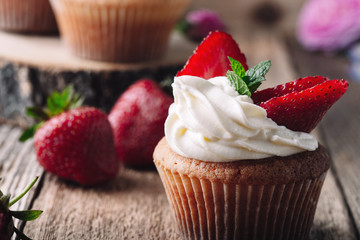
[
  {"left": 11, "top": 210, "right": 43, "bottom": 221},
  {"left": 245, "top": 60, "right": 271, "bottom": 93},
  {"left": 228, "top": 57, "right": 246, "bottom": 79},
  {"left": 248, "top": 82, "right": 262, "bottom": 93},
  {"left": 227, "top": 58, "right": 271, "bottom": 95},
  {"left": 226, "top": 71, "right": 251, "bottom": 97},
  {"left": 19, "top": 122, "right": 44, "bottom": 142}
]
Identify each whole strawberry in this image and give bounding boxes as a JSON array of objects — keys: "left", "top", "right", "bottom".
[
  {"left": 108, "top": 79, "right": 173, "bottom": 168},
  {"left": 0, "top": 177, "right": 42, "bottom": 240},
  {"left": 20, "top": 86, "right": 120, "bottom": 185}
]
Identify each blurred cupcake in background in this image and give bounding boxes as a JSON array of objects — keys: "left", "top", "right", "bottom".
[
  {"left": 0, "top": 0, "right": 57, "bottom": 33},
  {"left": 50, "top": 0, "right": 191, "bottom": 63},
  {"left": 177, "top": 9, "right": 226, "bottom": 42}
]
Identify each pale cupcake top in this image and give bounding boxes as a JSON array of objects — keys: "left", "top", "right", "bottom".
[{"left": 165, "top": 75, "right": 318, "bottom": 162}]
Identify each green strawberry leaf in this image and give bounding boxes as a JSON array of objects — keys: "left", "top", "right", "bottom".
[
  {"left": 69, "top": 93, "right": 84, "bottom": 109},
  {"left": 227, "top": 57, "right": 271, "bottom": 95},
  {"left": 25, "top": 107, "right": 49, "bottom": 121},
  {"left": 1, "top": 177, "right": 42, "bottom": 240},
  {"left": 47, "top": 85, "right": 82, "bottom": 116},
  {"left": 14, "top": 227, "right": 32, "bottom": 240},
  {"left": 47, "top": 97, "right": 63, "bottom": 116},
  {"left": 10, "top": 210, "right": 43, "bottom": 221},
  {"left": 227, "top": 71, "right": 251, "bottom": 97},
  {"left": 47, "top": 90, "right": 68, "bottom": 116},
  {"left": 19, "top": 122, "right": 44, "bottom": 142},
  {"left": 21, "top": 85, "right": 84, "bottom": 142}
]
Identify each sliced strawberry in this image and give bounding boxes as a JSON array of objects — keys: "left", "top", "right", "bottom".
[
  {"left": 176, "top": 31, "right": 248, "bottom": 79},
  {"left": 255, "top": 78, "right": 348, "bottom": 132},
  {"left": 252, "top": 76, "right": 329, "bottom": 104}
]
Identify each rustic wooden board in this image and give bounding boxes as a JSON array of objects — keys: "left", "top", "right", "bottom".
[
  {"left": 310, "top": 130, "right": 357, "bottom": 240},
  {"left": 0, "top": 123, "right": 355, "bottom": 240},
  {"left": 0, "top": 124, "right": 43, "bottom": 237},
  {"left": 0, "top": 126, "right": 354, "bottom": 240},
  {"left": 24, "top": 169, "right": 181, "bottom": 240},
  {"left": 287, "top": 37, "right": 360, "bottom": 238}
]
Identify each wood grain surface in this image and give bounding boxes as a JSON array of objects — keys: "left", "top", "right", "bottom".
[
  {"left": 0, "top": 0, "right": 359, "bottom": 239},
  {"left": 288, "top": 37, "right": 360, "bottom": 239}
]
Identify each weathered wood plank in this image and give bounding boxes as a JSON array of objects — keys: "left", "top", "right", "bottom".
[
  {"left": 247, "top": 35, "right": 358, "bottom": 239},
  {"left": 306, "top": 129, "right": 357, "bottom": 240},
  {"left": 311, "top": 170, "right": 358, "bottom": 240},
  {"left": 0, "top": 124, "right": 43, "bottom": 240},
  {"left": 287, "top": 36, "right": 360, "bottom": 238},
  {"left": 24, "top": 170, "right": 181, "bottom": 240}
]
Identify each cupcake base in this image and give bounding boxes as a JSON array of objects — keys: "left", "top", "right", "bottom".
[
  {"left": 154, "top": 137, "right": 330, "bottom": 240},
  {"left": 50, "top": 0, "right": 190, "bottom": 62},
  {"left": 0, "top": 0, "right": 57, "bottom": 33}
]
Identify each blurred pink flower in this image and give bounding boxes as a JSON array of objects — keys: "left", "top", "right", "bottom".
[
  {"left": 297, "top": 0, "right": 360, "bottom": 51},
  {"left": 185, "top": 9, "right": 226, "bottom": 41}
]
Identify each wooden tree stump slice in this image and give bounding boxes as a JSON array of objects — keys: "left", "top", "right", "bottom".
[{"left": 0, "top": 31, "right": 197, "bottom": 125}]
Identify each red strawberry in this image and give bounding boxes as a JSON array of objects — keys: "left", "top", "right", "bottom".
[
  {"left": 20, "top": 87, "right": 120, "bottom": 185},
  {"left": 176, "top": 31, "right": 248, "bottom": 79},
  {"left": 108, "top": 79, "right": 173, "bottom": 168},
  {"left": 252, "top": 76, "right": 330, "bottom": 105},
  {"left": 252, "top": 77, "right": 349, "bottom": 132}
]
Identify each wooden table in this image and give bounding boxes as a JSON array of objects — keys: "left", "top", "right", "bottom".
[{"left": 1, "top": 0, "right": 360, "bottom": 239}]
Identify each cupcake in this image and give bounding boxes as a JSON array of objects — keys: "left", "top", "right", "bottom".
[
  {"left": 50, "top": 0, "right": 191, "bottom": 62},
  {"left": 0, "top": 0, "right": 57, "bottom": 33},
  {"left": 153, "top": 31, "right": 348, "bottom": 240}
]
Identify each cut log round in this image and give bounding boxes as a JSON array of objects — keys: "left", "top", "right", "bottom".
[{"left": 0, "top": 31, "right": 196, "bottom": 125}]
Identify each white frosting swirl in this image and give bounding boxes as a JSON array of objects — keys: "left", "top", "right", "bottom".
[{"left": 165, "top": 76, "right": 318, "bottom": 162}]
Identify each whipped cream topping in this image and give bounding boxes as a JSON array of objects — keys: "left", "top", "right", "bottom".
[{"left": 165, "top": 76, "right": 318, "bottom": 162}]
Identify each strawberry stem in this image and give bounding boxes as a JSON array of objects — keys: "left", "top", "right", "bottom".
[
  {"left": 14, "top": 227, "right": 32, "bottom": 240},
  {"left": 9, "top": 177, "right": 39, "bottom": 207}
]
